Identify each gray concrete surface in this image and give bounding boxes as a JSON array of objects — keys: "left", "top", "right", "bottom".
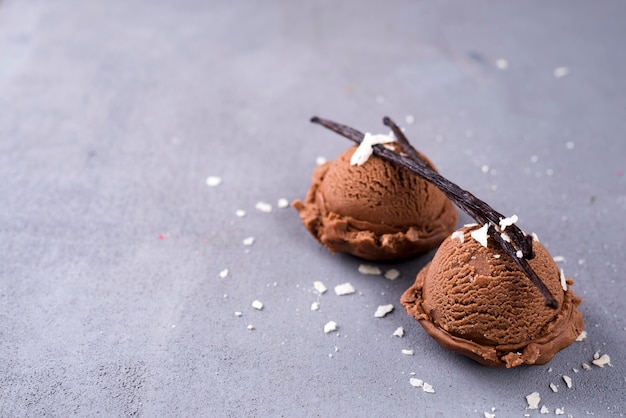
[{"left": 1, "top": 0, "right": 625, "bottom": 416}]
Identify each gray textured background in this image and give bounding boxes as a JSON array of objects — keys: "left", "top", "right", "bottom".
[{"left": 1, "top": 0, "right": 625, "bottom": 416}]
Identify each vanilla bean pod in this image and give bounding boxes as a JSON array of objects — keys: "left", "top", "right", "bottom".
[{"left": 311, "top": 115, "right": 557, "bottom": 308}]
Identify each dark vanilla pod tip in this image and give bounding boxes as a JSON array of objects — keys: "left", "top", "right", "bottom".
[{"left": 310, "top": 115, "right": 558, "bottom": 308}]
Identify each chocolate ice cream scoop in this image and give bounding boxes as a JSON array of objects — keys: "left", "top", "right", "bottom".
[
  {"left": 293, "top": 142, "right": 458, "bottom": 261},
  {"left": 401, "top": 226, "right": 584, "bottom": 368}
]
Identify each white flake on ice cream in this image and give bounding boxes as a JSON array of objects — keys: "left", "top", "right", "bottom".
[
  {"left": 499, "top": 214, "right": 518, "bottom": 230},
  {"left": 470, "top": 224, "right": 489, "bottom": 247},
  {"left": 560, "top": 269, "right": 568, "bottom": 291},
  {"left": 451, "top": 230, "right": 465, "bottom": 243},
  {"left": 350, "top": 132, "right": 396, "bottom": 166}
]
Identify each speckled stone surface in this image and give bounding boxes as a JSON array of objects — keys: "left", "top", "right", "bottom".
[{"left": 1, "top": 0, "right": 625, "bottom": 416}]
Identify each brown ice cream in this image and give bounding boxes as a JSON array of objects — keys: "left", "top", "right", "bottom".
[
  {"left": 293, "top": 144, "right": 458, "bottom": 260},
  {"left": 401, "top": 225, "right": 584, "bottom": 368}
]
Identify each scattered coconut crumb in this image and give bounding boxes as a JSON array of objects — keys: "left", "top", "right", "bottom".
[
  {"left": 592, "top": 353, "right": 611, "bottom": 368},
  {"left": 219, "top": 269, "right": 229, "bottom": 279},
  {"left": 402, "top": 349, "right": 414, "bottom": 356},
  {"left": 315, "top": 156, "right": 327, "bottom": 165},
  {"left": 451, "top": 230, "right": 465, "bottom": 243},
  {"left": 235, "top": 209, "right": 246, "bottom": 217},
  {"left": 582, "top": 363, "right": 591, "bottom": 370},
  {"left": 484, "top": 412, "right": 495, "bottom": 418},
  {"left": 247, "top": 324, "right": 255, "bottom": 330},
  {"left": 392, "top": 327, "right": 404, "bottom": 337},
  {"left": 554, "top": 66, "right": 570, "bottom": 78},
  {"left": 555, "top": 407, "right": 565, "bottom": 415},
  {"left": 531, "top": 155, "right": 539, "bottom": 163},
  {"left": 553, "top": 255, "right": 566, "bottom": 263},
  {"left": 495, "top": 58, "right": 509, "bottom": 69},
  {"left": 358, "top": 264, "right": 382, "bottom": 275},
  {"left": 206, "top": 176, "right": 222, "bottom": 187},
  {"left": 563, "top": 375, "right": 572, "bottom": 388},
  {"left": 313, "top": 281, "right": 328, "bottom": 294},
  {"left": 277, "top": 198, "right": 289, "bottom": 209},
  {"left": 481, "top": 165, "right": 490, "bottom": 174},
  {"left": 409, "top": 378, "right": 435, "bottom": 393},
  {"left": 550, "top": 383, "right": 558, "bottom": 393},
  {"left": 576, "top": 330, "right": 587, "bottom": 341},
  {"left": 324, "top": 321, "right": 338, "bottom": 333},
  {"left": 374, "top": 304, "right": 394, "bottom": 318},
  {"left": 384, "top": 269, "right": 400, "bottom": 280},
  {"left": 334, "top": 282, "right": 356, "bottom": 296},
  {"left": 540, "top": 405, "right": 550, "bottom": 414},
  {"left": 499, "top": 214, "right": 518, "bottom": 230},
  {"left": 255, "top": 201, "right": 272, "bottom": 213},
  {"left": 560, "top": 269, "right": 568, "bottom": 291},
  {"left": 243, "top": 237, "right": 255, "bottom": 246},
  {"left": 470, "top": 224, "right": 489, "bottom": 247},
  {"left": 526, "top": 392, "right": 541, "bottom": 409},
  {"left": 311, "top": 302, "right": 320, "bottom": 311},
  {"left": 234, "top": 312, "right": 242, "bottom": 317},
  {"left": 251, "top": 300, "right": 264, "bottom": 310}
]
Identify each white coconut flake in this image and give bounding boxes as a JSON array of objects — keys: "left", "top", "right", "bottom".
[
  {"left": 592, "top": 354, "right": 611, "bottom": 367},
  {"left": 409, "top": 378, "right": 423, "bottom": 388},
  {"left": 219, "top": 268, "right": 229, "bottom": 278},
  {"left": 526, "top": 392, "right": 541, "bottom": 409},
  {"left": 255, "top": 201, "right": 272, "bottom": 213},
  {"left": 553, "top": 255, "right": 566, "bottom": 263},
  {"left": 540, "top": 405, "right": 550, "bottom": 414},
  {"left": 334, "top": 282, "right": 356, "bottom": 296},
  {"left": 392, "top": 327, "right": 404, "bottom": 337},
  {"left": 206, "top": 176, "right": 222, "bottom": 187},
  {"left": 251, "top": 300, "right": 263, "bottom": 310},
  {"left": 313, "top": 281, "right": 328, "bottom": 294},
  {"left": 555, "top": 407, "right": 565, "bottom": 415},
  {"left": 576, "top": 330, "right": 587, "bottom": 341},
  {"left": 374, "top": 304, "right": 394, "bottom": 318},
  {"left": 550, "top": 383, "right": 558, "bottom": 393},
  {"left": 402, "top": 349, "right": 414, "bottom": 356},
  {"left": 495, "top": 58, "right": 509, "bottom": 69},
  {"left": 243, "top": 237, "right": 255, "bottom": 246},
  {"left": 484, "top": 413, "right": 495, "bottom": 418},
  {"left": 350, "top": 132, "right": 396, "bottom": 166},
  {"left": 315, "top": 156, "right": 327, "bottom": 165},
  {"left": 470, "top": 224, "right": 490, "bottom": 247},
  {"left": 383, "top": 269, "right": 400, "bottom": 280},
  {"left": 422, "top": 382, "right": 435, "bottom": 393},
  {"left": 234, "top": 311, "right": 242, "bottom": 317},
  {"left": 493, "top": 254, "right": 501, "bottom": 259},
  {"left": 516, "top": 250, "right": 524, "bottom": 258},
  {"left": 235, "top": 209, "right": 246, "bottom": 217},
  {"left": 500, "top": 233, "right": 511, "bottom": 243},
  {"left": 582, "top": 363, "right": 591, "bottom": 370},
  {"left": 464, "top": 223, "right": 478, "bottom": 228},
  {"left": 563, "top": 375, "right": 572, "bottom": 388},
  {"left": 499, "top": 214, "right": 518, "bottom": 230},
  {"left": 277, "top": 198, "right": 289, "bottom": 209},
  {"left": 358, "top": 264, "right": 382, "bottom": 275},
  {"left": 311, "top": 301, "right": 320, "bottom": 311},
  {"left": 247, "top": 324, "right": 255, "bottom": 330},
  {"left": 451, "top": 230, "right": 465, "bottom": 243},
  {"left": 324, "top": 321, "right": 337, "bottom": 333},
  {"left": 560, "top": 268, "right": 568, "bottom": 291},
  {"left": 531, "top": 232, "right": 540, "bottom": 242},
  {"left": 554, "top": 66, "right": 570, "bottom": 78}
]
